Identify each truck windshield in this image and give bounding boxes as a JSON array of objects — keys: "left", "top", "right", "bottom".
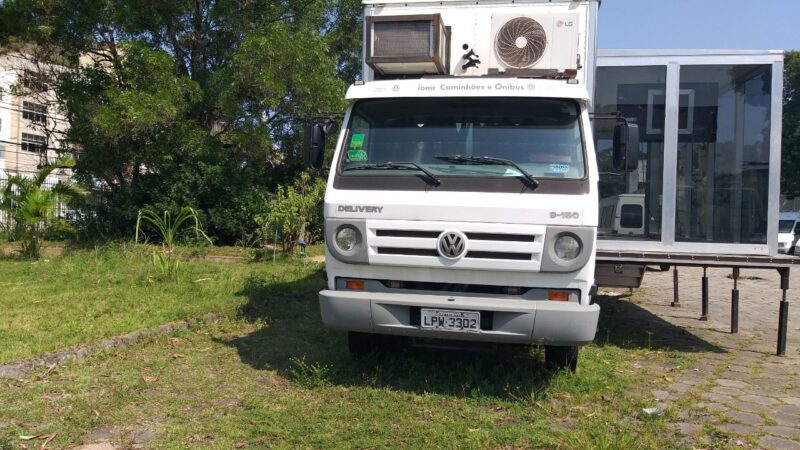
[
  {"left": 779, "top": 220, "right": 795, "bottom": 233},
  {"left": 339, "top": 98, "right": 585, "bottom": 181}
]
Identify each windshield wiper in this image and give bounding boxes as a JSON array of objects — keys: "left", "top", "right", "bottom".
[
  {"left": 435, "top": 155, "right": 539, "bottom": 189},
  {"left": 343, "top": 162, "right": 441, "bottom": 186}
]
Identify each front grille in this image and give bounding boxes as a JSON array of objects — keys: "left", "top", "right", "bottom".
[
  {"left": 466, "top": 233, "right": 536, "bottom": 242},
  {"left": 377, "top": 279, "right": 532, "bottom": 295},
  {"left": 368, "top": 221, "right": 544, "bottom": 270},
  {"left": 377, "top": 247, "right": 533, "bottom": 260},
  {"left": 377, "top": 247, "right": 439, "bottom": 257},
  {"left": 375, "top": 229, "right": 536, "bottom": 243},
  {"left": 466, "top": 251, "right": 532, "bottom": 260},
  {"left": 376, "top": 229, "right": 440, "bottom": 238},
  {"left": 374, "top": 231, "right": 537, "bottom": 260}
]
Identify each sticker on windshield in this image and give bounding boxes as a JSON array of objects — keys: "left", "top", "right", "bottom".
[
  {"left": 549, "top": 163, "right": 570, "bottom": 174},
  {"left": 347, "top": 149, "right": 368, "bottom": 162},
  {"left": 349, "top": 133, "right": 365, "bottom": 149}
]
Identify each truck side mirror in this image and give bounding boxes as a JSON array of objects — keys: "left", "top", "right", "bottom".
[
  {"left": 303, "top": 123, "right": 325, "bottom": 169},
  {"left": 612, "top": 121, "right": 640, "bottom": 173}
]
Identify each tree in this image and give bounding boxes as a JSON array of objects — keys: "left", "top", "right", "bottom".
[
  {"left": 0, "top": 156, "right": 87, "bottom": 257},
  {"left": 783, "top": 51, "right": 800, "bottom": 199},
  {"left": 0, "top": 0, "right": 362, "bottom": 242}
]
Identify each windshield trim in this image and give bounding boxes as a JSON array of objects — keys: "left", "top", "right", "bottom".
[{"left": 334, "top": 97, "right": 589, "bottom": 189}]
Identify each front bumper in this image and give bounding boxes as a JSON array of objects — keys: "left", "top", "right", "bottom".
[{"left": 319, "top": 290, "right": 599, "bottom": 346}]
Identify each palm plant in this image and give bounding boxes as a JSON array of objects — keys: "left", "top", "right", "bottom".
[
  {"left": 0, "top": 156, "right": 86, "bottom": 258},
  {"left": 135, "top": 207, "right": 212, "bottom": 279}
]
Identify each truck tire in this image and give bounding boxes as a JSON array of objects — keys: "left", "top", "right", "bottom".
[
  {"left": 348, "top": 331, "right": 380, "bottom": 357},
  {"left": 545, "top": 345, "right": 579, "bottom": 372}
]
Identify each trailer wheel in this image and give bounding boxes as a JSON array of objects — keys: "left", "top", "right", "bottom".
[
  {"left": 348, "top": 331, "right": 380, "bottom": 357},
  {"left": 544, "top": 345, "right": 579, "bottom": 372}
]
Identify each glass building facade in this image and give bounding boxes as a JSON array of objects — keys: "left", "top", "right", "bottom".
[{"left": 594, "top": 51, "right": 783, "bottom": 255}]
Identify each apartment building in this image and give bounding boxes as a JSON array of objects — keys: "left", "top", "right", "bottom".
[{"left": 0, "top": 52, "right": 70, "bottom": 181}]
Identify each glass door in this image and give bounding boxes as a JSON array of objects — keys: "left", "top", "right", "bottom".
[
  {"left": 594, "top": 65, "right": 667, "bottom": 240},
  {"left": 674, "top": 64, "right": 772, "bottom": 244}
]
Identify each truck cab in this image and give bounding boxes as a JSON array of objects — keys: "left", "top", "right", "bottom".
[{"left": 306, "top": 0, "right": 636, "bottom": 370}]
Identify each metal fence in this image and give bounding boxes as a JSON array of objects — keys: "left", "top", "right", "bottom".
[{"left": 0, "top": 173, "right": 100, "bottom": 237}]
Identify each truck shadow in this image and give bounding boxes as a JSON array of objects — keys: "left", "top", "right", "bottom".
[
  {"left": 219, "top": 270, "right": 722, "bottom": 399},
  {"left": 594, "top": 295, "right": 724, "bottom": 353}
]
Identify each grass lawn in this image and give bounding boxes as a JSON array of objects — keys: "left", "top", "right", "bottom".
[
  {"left": 0, "top": 248, "right": 697, "bottom": 449},
  {"left": 0, "top": 244, "right": 322, "bottom": 364}
]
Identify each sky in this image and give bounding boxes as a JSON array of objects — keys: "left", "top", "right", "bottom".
[{"left": 598, "top": 0, "right": 800, "bottom": 51}]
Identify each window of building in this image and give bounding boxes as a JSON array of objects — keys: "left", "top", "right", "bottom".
[
  {"left": 22, "top": 102, "right": 47, "bottom": 124},
  {"left": 21, "top": 133, "right": 46, "bottom": 153},
  {"left": 21, "top": 70, "right": 49, "bottom": 91}
]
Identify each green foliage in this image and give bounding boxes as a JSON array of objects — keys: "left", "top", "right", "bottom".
[
  {"left": 288, "top": 356, "right": 333, "bottom": 388},
  {"left": 0, "top": 156, "right": 87, "bottom": 257},
  {"left": 783, "top": 51, "right": 800, "bottom": 199},
  {"left": 43, "top": 218, "right": 78, "bottom": 241},
  {"left": 135, "top": 207, "right": 212, "bottom": 279},
  {"left": 264, "top": 172, "right": 326, "bottom": 253},
  {"left": 0, "top": 0, "right": 361, "bottom": 243}
]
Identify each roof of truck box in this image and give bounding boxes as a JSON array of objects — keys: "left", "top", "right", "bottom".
[
  {"left": 362, "top": 0, "right": 598, "bottom": 4},
  {"left": 345, "top": 77, "right": 590, "bottom": 101}
]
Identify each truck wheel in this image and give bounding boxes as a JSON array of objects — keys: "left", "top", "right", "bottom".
[
  {"left": 348, "top": 331, "right": 380, "bottom": 357},
  {"left": 544, "top": 345, "right": 579, "bottom": 372}
]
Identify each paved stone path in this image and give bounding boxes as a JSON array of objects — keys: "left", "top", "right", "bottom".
[{"left": 621, "top": 266, "right": 800, "bottom": 449}]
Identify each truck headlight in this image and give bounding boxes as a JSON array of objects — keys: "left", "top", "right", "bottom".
[
  {"left": 335, "top": 225, "right": 362, "bottom": 253},
  {"left": 554, "top": 233, "right": 581, "bottom": 261},
  {"left": 540, "top": 226, "right": 593, "bottom": 273},
  {"left": 325, "top": 219, "right": 367, "bottom": 264}
]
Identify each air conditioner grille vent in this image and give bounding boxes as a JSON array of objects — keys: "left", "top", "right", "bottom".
[
  {"left": 495, "top": 17, "right": 548, "bottom": 69},
  {"left": 373, "top": 21, "right": 433, "bottom": 58}
]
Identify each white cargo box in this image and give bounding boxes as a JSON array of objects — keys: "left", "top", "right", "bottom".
[
  {"left": 594, "top": 49, "right": 784, "bottom": 255},
  {"left": 361, "top": 0, "right": 599, "bottom": 92}
]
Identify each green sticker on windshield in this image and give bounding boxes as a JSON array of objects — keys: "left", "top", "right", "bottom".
[
  {"left": 347, "top": 149, "right": 368, "bottom": 161},
  {"left": 349, "top": 133, "right": 365, "bottom": 149}
]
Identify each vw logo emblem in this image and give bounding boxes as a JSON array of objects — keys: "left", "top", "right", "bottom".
[{"left": 437, "top": 231, "right": 467, "bottom": 260}]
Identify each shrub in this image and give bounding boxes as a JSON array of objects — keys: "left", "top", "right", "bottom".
[{"left": 264, "top": 171, "right": 325, "bottom": 253}]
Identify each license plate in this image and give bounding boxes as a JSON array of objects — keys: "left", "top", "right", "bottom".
[{"left": 420, "top": 309, "right": 480, "bottom": 332}]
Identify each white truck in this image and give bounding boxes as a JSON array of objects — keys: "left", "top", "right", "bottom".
[
  {"left": 778, "top": 211, "right": 800, "bottom": 254},
  {"left": 304, "top": 0, "right": 637, "bottom": 370}
]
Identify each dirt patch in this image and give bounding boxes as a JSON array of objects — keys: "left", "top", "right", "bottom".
[
  {"left": 73, "top": 443, "right": 119, "bottom": 450},
  {"left": 0, "top": 313, "right": 221, "bottom": 380},
  {"left": 0, "top": 245, "right": 65, "bottom": 258}
]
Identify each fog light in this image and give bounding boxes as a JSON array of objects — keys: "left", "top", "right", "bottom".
[
  {"left": 345, "top": 279, "right": 365, "bottom": 290},
  {"left": 548, "top": 290, "right": 569, "bottom": 302},
  {"left": 554, "top": 234, "right": 581, "bottom": 260}
]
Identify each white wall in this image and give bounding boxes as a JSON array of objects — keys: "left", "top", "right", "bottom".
[{"left": 0, "top": 63, "right": 15, "bottom": 175}]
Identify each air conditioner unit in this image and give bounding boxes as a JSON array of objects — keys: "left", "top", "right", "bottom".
[
  {"left": 366, "top": 14, "right": 450, "bottom": 76},
  {"left": 489, "top": 14, "right": 580, "bottom": 75}
]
